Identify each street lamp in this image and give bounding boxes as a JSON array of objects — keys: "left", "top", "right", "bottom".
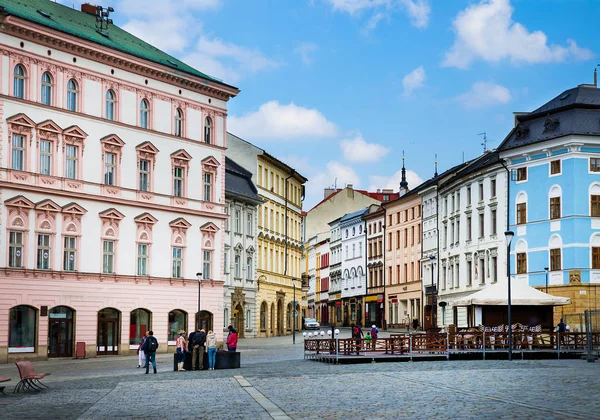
[
  {"left": 544, "top": 267, "right": 549, "bottom": 294},
  {"left": 196, "top": 272, "right": 203, "bottom": 329},
  {"left": 429, "top": 254, "right": 436, "bottom": 329},
  {"left": 292, "top": 277, "right": 297, "bottom": 344},
  {"left": 504, "top": 230, "right": 514, "bottom": 361}
]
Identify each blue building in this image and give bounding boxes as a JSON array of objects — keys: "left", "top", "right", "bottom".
[{"left": 499, "top": 83, "right": 600, "bottom": 291}]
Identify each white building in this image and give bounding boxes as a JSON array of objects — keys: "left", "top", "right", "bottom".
[
  {"left": 224, "top": 158, "right": 262, "bottom": 337},
  {"left": 340, "top": 208, "right": 368, "bottom": 326},
  {"left": 0, "top": 2, "right": 238, "bottom": 361},
  {"left": 437, "top": 151, "right": 508, "bottom": 327},
  {"left": 327, "top": 217, "right": 343, "bottom": 325}
]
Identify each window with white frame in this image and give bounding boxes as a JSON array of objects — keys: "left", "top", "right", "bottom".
[
  {"left": 105, "top": 90, "right": 116, "bottom": 120},
  {"left": 246, "top": 309, "right": 251, "bottom": 329},
  {"left": 172, "top": 247, "right": 183, "bottom": 278},
  {"left": 36, "top": 234, "right": 51, "bottom": 270},
  {"left": 247, "top": 256, "right": 252, "bottom": 279},
  {"left": 234, "top": 254, "right": 241, "bottom": 278},
  {"left": 173, "top": 167, "right": 184, "bottom": 197},
  {"left": 138, "top": 244, "right": 148, "bottom": 276},
  {"left": 203, "top": 250, "right": 212, "bottom": 280},
  {"left": 41, "top": 72, "right": 53, "bottom": 106},
  {"left": 247, "top": 213, "right": 253, "bottom": 235},
  {"left": 66, "top": 79, "right": 78, "bottom": 112},
  {"left": 224, "top": 250, "right": 229, "bottom": 274},
  {"left": 65, "top": 145, "right": 78, "bottom": 179},
  {"left": 139, "top": 159, "right": 150, "bottom": 191},
  {"left": 63, "top": 236, "right": 76, "bottom": 271},
  {"left": 235, "top": 209, "right": 241, "bottom": 233},
  {"left": 103, "top": 240, "right": 115, "bottom": 273},
  {"left": 174, "top": 108, "right": 183, "bottom": 137},
  {"left": 104, "top": 152, "right": 116, "bottom": 185},
  {"left": 140, "top": 99, "right": 149, "bottom": 128},
  {"left": 39, "top": 140, "right": 52, "bottom": 175},
  {"left": 9, "top": 231, "right": 24, "bottom": 268},
  {"left": 13, "top": 64, "right": 25, "bottom": 99},
  {"left": 203, "top": 173, "right": 212, "bottom": 201},
  {"left": 204, "top": 117, "right": 212, "bottom": 144},
  {"left": 11, "top": 134, "right": 25, "bottom": 171}
]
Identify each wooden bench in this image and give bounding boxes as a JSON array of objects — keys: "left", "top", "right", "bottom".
[
  {"left": 14, "top": 361, "right": 51, "bottom": 393},
  {"left": 0, "top": 376, "right": 10, "bottom": 395}
]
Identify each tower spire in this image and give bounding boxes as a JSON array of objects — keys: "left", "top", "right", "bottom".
[{"left": 399, "top": 150, "right": 408, "bottom": 194}]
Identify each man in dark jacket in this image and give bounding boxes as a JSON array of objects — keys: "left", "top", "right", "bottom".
[
  {"left": 142, "top": 330, "right": 159, "bottom": 374},
  {"left": 192, "top": 328, "right": 206, "bottom": 370},
  {"left": 352, "top": 323, "right": 363, "bottom": 355}
]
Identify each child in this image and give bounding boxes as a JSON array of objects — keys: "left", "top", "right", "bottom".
[{"left": 365, "top": 331, "right": 372, "bottom": 350}]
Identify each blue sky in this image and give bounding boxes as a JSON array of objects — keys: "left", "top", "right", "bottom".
[{"left": 61, "top": 0, "right": 598, "bottom": 208}]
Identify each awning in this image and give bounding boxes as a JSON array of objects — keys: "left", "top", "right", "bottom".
[{"left": 452, "top": 280, "right": 571, "bottom": 307}]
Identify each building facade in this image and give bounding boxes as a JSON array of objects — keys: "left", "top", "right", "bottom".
[
  {"left": 0, "top": 2, "right": 238, "bottom": 362},
  {"left": 340, "top": 208, "right": 367, "bottom": 326},
  {"left": 499, "top": 83, "right": 600, "bottom": 323},
  {"left": 327, "top": 217, "right": 343, "bottom": 325},
  {"left": 224, "top": 158, "right": 262, "bottom": 337},
  {"left": 437, "top": 152, "right": 507, "bottom": 328},
  {"left": 363, "top": 204, "right": 385, "bottom": 328},
  {"left": 226, "top": 133, "right": 306, "bottom": 337}
]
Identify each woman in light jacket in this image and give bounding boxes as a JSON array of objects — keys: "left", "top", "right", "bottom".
[{"left": 206, "top": 330, "right": 217, "bottom": 370}]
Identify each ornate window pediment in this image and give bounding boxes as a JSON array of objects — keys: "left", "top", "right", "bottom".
[
  {"left": 515, "top": 125, "right": 530, "bottom": 140},
  {"left": 63, "top": 125, "right": 88, "bottom": 139},
  {"left": 36, "top": 120, "right": 62, "bottom": 139},
  {"left": 134, "top": 212, "right": 158, "bottom": 225},
  {"left": 136, "top": 141, "right": 159, "bottom": 156},
  {"left": 246, "top": 245, "right": 256, "bottom": 254},
  {"left": 99, "top": 208, "right": 125, "bottom": 221},
  {"left": 4, "top": 195, "right": 35, "bottom": 209},
  {"left": 62, "top": 202, "right": 87, "bottom": 215},
  {"left": 202, "top": 156, "right": 220, "bottom": 170},
  {"left": 100, "top": 134, "right": 126, "bottom": 149},
  {"left": 35, "top": 199, "right": 61, "bottom": 213},
  {"left": 234, "top": 243, "right": 244, "bottom": 253},
  {"left": 171, "top": 149, "right": 192, "bottom": 162},
  {"left": 7, "top": 113, "right": 35, "bottom": 130},
  {"left": 200, "top": 221, "right": 220, "bottom": 234},
  {"left": 169, "top": 217, "right": 191, "bottom": 230}
]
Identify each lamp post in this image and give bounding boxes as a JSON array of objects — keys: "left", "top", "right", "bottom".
[
  {"left": 196, "top": 272, "right": 203, "bottom": 329},
  {"left": 429, "top": 254, "right": 436, "bottom": 329},
  {"left": 504, "top": 231, "right": 514, "bottom": 361},
  {"left": 292, "top": 277, "right": 297, "bottom": 344},
  {"left": 544, "top": 267, "right": 549, "bottom": 294}
]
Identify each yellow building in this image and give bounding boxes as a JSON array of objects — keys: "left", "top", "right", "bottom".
[{"left": 227, "top": 134, "right": 307, "bottom": 337}]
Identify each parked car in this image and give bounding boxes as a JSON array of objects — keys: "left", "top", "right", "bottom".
[{"left": 304, "top": 318, "right": 320, "bottom": 330}]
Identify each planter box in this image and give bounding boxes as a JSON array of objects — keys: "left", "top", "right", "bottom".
[{"left": 173, "top": 351, "right": 240, "bottom": 371}]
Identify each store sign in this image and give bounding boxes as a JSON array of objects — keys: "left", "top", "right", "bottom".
[
  {"left": 365, "top": 295, "right": 378, "bottom": 302},
  {"left": 391, "top": 298, "right": 399, "bottom": 303},
  {"left": 335, "top": 301, "right": 341, "bottom": 307}
]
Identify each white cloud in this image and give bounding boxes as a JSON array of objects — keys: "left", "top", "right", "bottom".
[
  {"left": 363, "top": 12, "right": 386, "bottom": 33},
  {"left": 326, "top": 0, "right": 430, "bottom": 29},
  {"left": 294, "top": 42, "right": 319, "bottom": 65},
  {"left": 402, "top": 66, "right": 426, "bottom": 96},
  {"left": 340, "top": 134, "right": 390, "bottom": 163},
  {"left": 368, "top": 169, "right": 424, "bottom": 192},
  {"left": 305, "top": 161, "right": 361, "bottom": 208},
  {"left": 228, "top": 101, "right": 338, "bottom": 140},
  {"left": 456, "top": 81, "right": 512, "bottom": 109},
  {"left": 443, "top": 0, "right": 593, "bottom": 69}
]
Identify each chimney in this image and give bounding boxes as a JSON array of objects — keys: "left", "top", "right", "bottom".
[
  {"left": 346, "top": 185, "right": 354, "bottom": 199},
  {"left": 323, "top": 188, "right": 336, "bottom": 199},
  {"left": 81, "top": 3, "right": 97, "bottom": 15}
]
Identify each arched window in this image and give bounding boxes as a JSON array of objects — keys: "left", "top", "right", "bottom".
[
  {"left": 590, "top": 183, "right": 600, "bottom": 217},
  {"left": 549, "top": 235, "right": 562, "bottom": 272},
  {"left": 174, "top": 108, "right": 183, "bottom": 137},
  {"left": 549, "top": 185, "right": 562, "bottom": 220},
  {"left": 168, "top": 310, "right": 187, "bottom": 343},
  {"left": 140, "top": 99, "right": 149, "bottom": 128},
  {"left": 105, "top": 90, "right": 115, "bottom": 120},
  {"left": 516, "top": 191, "right": 527, "bottom": 225},
  {"left": 204, "top": 117, "right": 212, "bottom": 144},
  {"left": 66, "top": 79, "right": 78, "bottom": 111},
  {"left": 13, "top": 64, "right": 25, "bottom": 99},
  {"left": 9, "top": 305, "right": 37, "bottom": 353},
  {"left": 129, "top": 308, "right": 151, "bottom": 346},
  {"left": 41, "top": 72, "right": 53, "bottom": 105},
  {"left": 260, "top": 302, "right": 267, "bottom": 330}
]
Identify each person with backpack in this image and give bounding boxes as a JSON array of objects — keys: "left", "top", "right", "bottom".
[
  {"left": 371, "top": 325, "right": 378, "bottom": 350},
  {"left": 352, "top": 323, "right": 363, "bottom": 355},
  {"left": 142, "top": 330, "right": 159, "bottom": 374},
  {"left": 192, "top": 328, "right": 206, "bottom": 370}
]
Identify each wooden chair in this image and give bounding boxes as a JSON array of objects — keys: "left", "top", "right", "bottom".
[
  {"left": 14, "top": 361, "right": 51, "bottom": 393},
  {"left": 0, "top": 376, "right": 10, "bottom": 395}
]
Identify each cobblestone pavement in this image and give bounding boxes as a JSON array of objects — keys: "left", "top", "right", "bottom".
[{"left": 0, "top": 333, "right": 599, "bottom": 419}]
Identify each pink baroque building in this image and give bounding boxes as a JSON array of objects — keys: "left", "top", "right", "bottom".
[{"left": 0, "top": 1, "right": 239, "bottom": 362}]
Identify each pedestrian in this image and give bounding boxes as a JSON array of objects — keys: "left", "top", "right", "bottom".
[
  {"left": 226, "top": 325, "right": 238, "bottom": 352},
  {"left": 192, "top": 328, "right": 206, "bottom": 370},
  {"left": 137, "top": 331, "right": 147, "bottom": 368},
  {"left": 352, "top": 323, "right": 363, "bottom": 355},
  {"left": 206, "top": 329, "right": 217, "bottom": 370},
  {"left": 557, "top": 318, "right": 566, "bottom": 333},
  {"left": 371, "top": 325, "right": 378, "bottom": 349},
  {"left": 176, "top": 330, "right": 186, "bottom": 372},
  {"left": 142, "top": 330, "right": 159, "bottom": 374},
  {"left": 365, "top": 331, "right": 372, "bottom": 350}
]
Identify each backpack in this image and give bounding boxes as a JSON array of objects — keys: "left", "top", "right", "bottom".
[
  {"left": 146, "top": 336, "right": 158, "bottom": 353},
  {"left": 371, "top": 327, "right": 378, "bottom": 337},
  {"left": 353, "top": 326, "right": 360, "bottom": 336}
]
